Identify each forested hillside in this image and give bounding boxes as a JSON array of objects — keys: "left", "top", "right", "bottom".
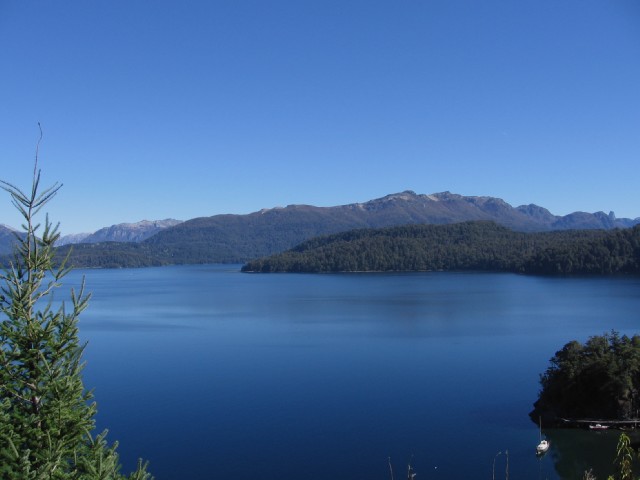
[
  {"left": 2, "top": 221, "right": 637, "bottom": 272},
  {"left": 139, "top": 191, "right": 639, "bottom": 264},
  {"left": 0, "top": 190, "right": 631, "bottom": 268},
  {"left": 531, "top": 331, "right": 640, "bottom": 424},
  {"left": 53, "top": 242, "right": 165, "bottom": 269},
  {"left": 242, "top": 222, "right": 640, "bottom": 274}
]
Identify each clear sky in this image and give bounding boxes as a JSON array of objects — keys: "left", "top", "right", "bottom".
[{"left": 1, "top": 0, "right": 639, "bottom": 234}]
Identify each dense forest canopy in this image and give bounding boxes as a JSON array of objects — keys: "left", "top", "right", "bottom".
[
  {"left": 531, "top": 331, "right": 640, "bottom": 425},
  {"left": 242, "top": 221, "right": 640, "bottom": 274}
]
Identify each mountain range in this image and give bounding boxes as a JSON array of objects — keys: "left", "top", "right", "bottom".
[
  {"left": 1, "top": 191, "right": 639, "bottom": 265},
  {"left": 56, "top": 219, "right": 183, "bottom": 245},
  {"left": 0, "top": 220, "right": 182, "bottom": 255}
]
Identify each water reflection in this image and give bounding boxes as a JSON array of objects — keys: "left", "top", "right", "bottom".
[{"left": 543, "top": 428, "right": 640, "bottom": 480}]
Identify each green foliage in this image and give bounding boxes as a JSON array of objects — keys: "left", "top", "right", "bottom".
[
  {"left": 613, "top": 432, "right": 634, "bottom": 480},
  {"left": 242, "top": 221, "right": 640, "bottom": 274},
  {"left": 0, "top": 167, "right": 152, "bottom": 479},
  {"left": 532, "top": 332, "right": 640, "bottom": 423},
  {"left": 601, "top": 433, "right": 639, "bottom": 480},
  {"left": 53, "top": 242, "right": 166, "bottom": 269}
]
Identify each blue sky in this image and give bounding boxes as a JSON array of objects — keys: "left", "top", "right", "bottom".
[{"left": 1, "top": 1, "right": 639, "bottom": 234}]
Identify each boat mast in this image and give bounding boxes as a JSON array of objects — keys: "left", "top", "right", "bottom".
[{"left": 539, "top": 416, "right": 542, "bottom": 441}]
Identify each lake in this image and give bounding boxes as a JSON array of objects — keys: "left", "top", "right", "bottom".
[{"left": 65, "top": 265, "right": 640, "bottom": 479}]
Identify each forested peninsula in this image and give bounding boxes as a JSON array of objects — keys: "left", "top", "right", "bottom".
[
  {"left": 531, "top": 332, "right": 640, "bottom": 426},
  {"left": 241, "top": 221, "right": 640, "bottom": 274}
]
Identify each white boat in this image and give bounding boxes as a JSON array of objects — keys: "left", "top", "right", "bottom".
[
  {"left": 589, "top": 424, "right": 609, "bottom": 430},
  {"left": 536, "top": 439, "right": 550, "bottom": 455},
  {"left": 536, "top": 417, "right": 550, "bottom": 455}
]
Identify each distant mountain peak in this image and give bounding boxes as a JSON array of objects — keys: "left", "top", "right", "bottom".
[
  {"left": 57, "top": 219, "right": 183, "bottom": 246},
  {"left": 375, "top": 191, "right": 419, "bottom": 202}
]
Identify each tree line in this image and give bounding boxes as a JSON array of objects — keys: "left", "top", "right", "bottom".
[{"left": 241, "top": 221, "right": 640, "bottom": 274}]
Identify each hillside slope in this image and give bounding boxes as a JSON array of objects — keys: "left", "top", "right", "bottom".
[
  {"left": 5, "top": 190, "right": 636, "bottom": 268},
  {"left": 242, "top": 222, "right": 640, "bottom": 275},
  {"left": 142, "top": 191, "right": 639, "bottom": 263}
]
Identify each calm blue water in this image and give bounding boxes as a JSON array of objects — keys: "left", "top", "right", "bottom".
[{"left": 62, "top": 265, "right": 640, "bottom": 479}]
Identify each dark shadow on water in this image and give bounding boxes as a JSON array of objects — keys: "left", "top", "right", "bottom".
[{"left": 543, "top": 428, "right": 640, "bottom": 480}]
